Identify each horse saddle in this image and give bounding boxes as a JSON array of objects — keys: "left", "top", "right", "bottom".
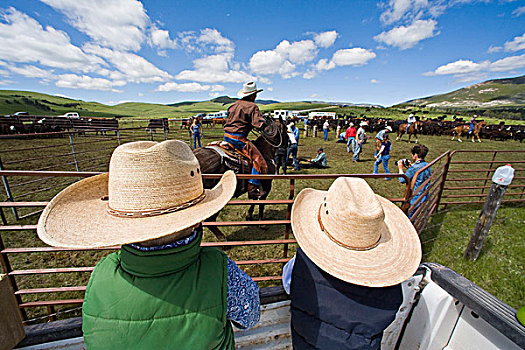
[{"left": 204, "top": 141, "right": 251, "bottom": 174}]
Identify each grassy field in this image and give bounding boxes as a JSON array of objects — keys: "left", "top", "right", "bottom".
[{"left": 0, "top": 121, "right": 524, "bottom": 322}]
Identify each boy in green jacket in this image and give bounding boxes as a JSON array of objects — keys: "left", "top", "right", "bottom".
[{"left": 37, "top": 140, "right": 260, "bottom": 349}]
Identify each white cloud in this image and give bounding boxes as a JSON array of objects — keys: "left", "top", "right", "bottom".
[
  {"left": 488, "top": 45, "right": 502, "bottom": 53},
  {"left": 424, "top": 59, "right": 487, "bottom": 76},
  {"left": 314, "top": 31, "right": 339, "bottom": 48},
  {"left": 83, "top": 44, "right": 171, "bottom": 83},
  {"left": 178, "top": 28, "right": 235, "bottom": 54},
  {"left": 149, "top": 27, "right": 177, "bottom": 50},
  {"left": 489, "top": 54, "right": 525, "bottom": 72},
  {"left": 379, "top": 0, "right": 430, "bottom": 25},
  {"left": 267, "top": 87, "right": 274, "bottom": 91},
  {"left": 512, "top": 6, "right": 525, "bottom": 16},
  {"left": 249, "top": 50, "right": 287, "bottom": 75},
  {"left": 374, "top": 19, "right": 438, "bottom": 49},
  {"left": 55, "top": 73, "right": 125, "bottom": 92},
  {"left": 211, "top": 84, "right": 225, "bottom": 91},
  {"left": 371, "top": 79, "right": 379, "bottom": 84},
  {"left": 249, "top": 39, "right": 319, "bottom": 78},
  {"left": 331, "top": 48, "right": 376, "bottom": 66},
  {"left": 276, "top": 40, "right": 318, "bottom": 64},
  {"left": 40, "top": 0, "right": 148, "bottom": 51},
  {"left": 504, "top": 33, "right": 525, "bottom": 52},
  {"left": 0, "top": 8, "right": 104, "bottom": 72},
  {"left": 424, "top": 54, "right": 525, "bottom": 80},
  {"left": 209, "top": 92, "right": 220, "bottom": 98},
  {"left": 155, "top": 82, "right": 211, "bottom": 92},
  {"left": 304, "top": 47, "right": 376, "bottom": 79},
  {"left": 176, "top": 53, "right": 254, "bottom": 83},
  {"left": 197, "top": 28, "right": 235, "bottom": 53},
  {"left": 9, "top": 65, "right": 55, "bottom": 80}
]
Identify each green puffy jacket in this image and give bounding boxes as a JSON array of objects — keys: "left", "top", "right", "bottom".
[{"left": 82, "top": 232, "right": 234, "bottom": 349}]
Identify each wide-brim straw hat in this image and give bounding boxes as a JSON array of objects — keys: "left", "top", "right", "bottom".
[
  {"left": 291, "top": 177, "right": 421, "bottom": 287},
  {"left": 37, "top": 140, "right": 236, "bottom": 248},
  {"left": 238, "top": 81, "right": 263, "bottom": 97}
]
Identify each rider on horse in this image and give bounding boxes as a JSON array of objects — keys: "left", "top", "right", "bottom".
[
  {"left": 405, "top": 113, "right": 416, "bottom": 133},
  {"left": 224, "top": 81, "right": 268, "bottom": 194},
  {"left": 468, "top": 115, "right": 477, "bottom": 134}
]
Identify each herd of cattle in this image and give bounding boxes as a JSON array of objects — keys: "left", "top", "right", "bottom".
[
  {"left": 304, "top": 115, "right": 525, "bottom": 142},
  {"left": 1, "top": 113, "right": 524, "bottom": 142}
]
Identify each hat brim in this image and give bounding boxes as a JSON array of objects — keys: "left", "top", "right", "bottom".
[
  {"left": 237, "top": 89, "right": 263, "bottom": 98},
  {"left": 291, "top": 188, "right": 421, "bottom": 287},
  {"left": 37, "top": 171, "right": 236, "bottom": 248}
]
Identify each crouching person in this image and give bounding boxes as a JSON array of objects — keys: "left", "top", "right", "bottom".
[
  {"left": 37, "top": 140, "right": 260, "bottom": 349},
  {"left": 283, "top": 177, "right": 421, "bottom": 349}
]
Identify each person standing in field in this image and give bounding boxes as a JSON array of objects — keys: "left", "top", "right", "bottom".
[
  {"left": 374, "top": 125, "right": 392, "bottom": 157},
  {"left": 397, "top": 144, "right": 432, "bottom": 217},
  {"left": 374, "top": 133, "right": 391, "bottom": 180},
  {"left": 286, "top": 122, "right": 300, "bottom": 171},
  {"left": 345, "top": 122, "right": 357, "bottom": 153},
  {"left": 191, "top": 117, "right": 202, "bottom": 149},
  {"left": 323, "top": 120, "right": 330, "bottom": 141},
  {"left": 353, "top": 122, "right": 367, "bottom": 162},
  {"left": 37, "top": 140, "right": 260, "bottom": 350}
]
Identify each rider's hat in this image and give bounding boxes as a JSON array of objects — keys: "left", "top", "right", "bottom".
[{"left": 238, "top": 81, "right": 263, "bottom": 98}]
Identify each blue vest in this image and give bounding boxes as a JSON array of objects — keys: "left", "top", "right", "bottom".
[{"left": 290, "top": 248, "right": 402, "bottom": 349}]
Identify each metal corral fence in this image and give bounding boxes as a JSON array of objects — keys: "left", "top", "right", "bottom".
[
  {"left": 0, "top": 168, "right": 414, "bottom": 323},
  {"left": 0, "top": 130, "right": 523, "bottom": 323}
]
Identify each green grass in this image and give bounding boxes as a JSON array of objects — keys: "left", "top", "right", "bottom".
[{"left": 0, "top": 120, "right": 524, "bottom": 322}]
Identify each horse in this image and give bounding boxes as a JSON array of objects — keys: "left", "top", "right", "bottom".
[
  {"left": 451, "top": 121, "right": 487, "bottom": 142},
  {"left": 193, "top": 117, "right": 288, "bottom": 239},
  {"left": 396, "top": 121, "right": 422, "bottom": 143},
  {"left": 212, "top": 118, "right": 226, "bottom": 128}
]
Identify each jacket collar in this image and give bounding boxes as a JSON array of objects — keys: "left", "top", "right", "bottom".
[{"left": 119, "top": 231, "right": 202, "bottom": 277}]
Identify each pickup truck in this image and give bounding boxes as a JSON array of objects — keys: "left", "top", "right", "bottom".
[
  {"left": 59, "top": 112, "right": 80, "bottom": 119},
  {"left": 13, "top": 263, "right": 525, "bottom": 349}
]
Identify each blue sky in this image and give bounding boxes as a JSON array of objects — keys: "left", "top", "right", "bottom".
[{"left": 0, "top": 0, "right": 524, "bottom": 106}]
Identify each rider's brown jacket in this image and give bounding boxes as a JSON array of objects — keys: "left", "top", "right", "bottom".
[{"left": 224, "top": 99, "right": 264, "bottom": 136}]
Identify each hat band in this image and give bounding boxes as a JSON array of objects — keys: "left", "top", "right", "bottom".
[
  {"left": 317, "top": 205, "right": 381, "bottom": 251},
  {"left": 106, "top": 191, "right": 206, "bottom": 218}
]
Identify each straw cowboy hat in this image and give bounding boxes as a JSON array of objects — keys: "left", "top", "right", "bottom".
[
  {"left": 37, "top": 140, "right": 236, "bottom": 248},
  {"left": 238, "top": 81, "right": 263, "bottom": 98},
  {"left": 291, "top": 177, "right": 421, "bottom": 287}
]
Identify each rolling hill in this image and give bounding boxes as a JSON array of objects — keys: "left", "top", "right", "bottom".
[{"left": 399, "top": 75, "right": 525, "bottom": 108}]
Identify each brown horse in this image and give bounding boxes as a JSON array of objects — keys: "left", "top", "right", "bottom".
[
  {"left": 212, "top": 118, "right": 226, "bottom": 127},
  {"left": 396, "top": 121, "right": 422, "bottom": 143},
  {"left": 451, "top": 121, "right": 487, "bottom": 142},
  {"left": 193, "top": 117, "right": 288, "bottom": 238}
]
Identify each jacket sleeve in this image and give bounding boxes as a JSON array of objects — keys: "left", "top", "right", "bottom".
[{"left": 250, "top": 105, "right": 265, "bottom": 130}]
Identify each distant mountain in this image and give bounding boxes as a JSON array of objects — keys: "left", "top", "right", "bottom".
[
  {"left": 305, "top": 100, "right": 384, "bottom": 108},
  {"left": 398, "top": 75, "right": 525, "bottom": 108}
]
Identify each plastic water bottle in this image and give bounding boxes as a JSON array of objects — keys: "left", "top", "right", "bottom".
[{"left": 492, "top": 164, "right": 514, "bottom": 186}]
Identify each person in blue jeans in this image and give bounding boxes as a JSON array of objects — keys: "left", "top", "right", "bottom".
[
  {"left": 374, "top": 134, "right": 391, "bottom": 180},
  {"left": 323, "top": 120, "right": 329, "bottom": 141},
  {"left": 286, "top": 123, "right": 300, "bottom": 171},
  {"left": 191, "top": 118, "right": 201, "bottom": 149},
  {"left": 398, "top": 144, "right": 431, "bottom": 218}
]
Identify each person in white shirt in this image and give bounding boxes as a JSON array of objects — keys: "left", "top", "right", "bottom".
[{"left": 323, "top": 120, "right": 330, "bottom": 141}]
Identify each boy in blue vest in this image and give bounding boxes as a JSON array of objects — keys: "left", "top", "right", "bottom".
[{"left": 283, "top": 177, "right": 422, "bottom": 349}]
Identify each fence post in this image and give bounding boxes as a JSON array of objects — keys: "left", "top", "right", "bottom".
[
  {"left": 68, "top": 133, "right": 80, "bottom": 173},
  {"left": 464, "top": 179, "right": 510, "bottom": 261},
  {"left": 0, "top": 233, "right": 27, "bottom": 320},
  {"left": 434, "top": 151, "right": 452, "bottom": 213},
  {"left": 0, "top": 156, "right": 19, "bottom": 220},
  {"left": 400, "top": 178, "right": 413, "bottom": 214},
  {"left": 313, "top": 125, "right": 318, "bottom": 138},
  {"left": 116, "top": 129, "right": 121, "bottom": 146}
]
